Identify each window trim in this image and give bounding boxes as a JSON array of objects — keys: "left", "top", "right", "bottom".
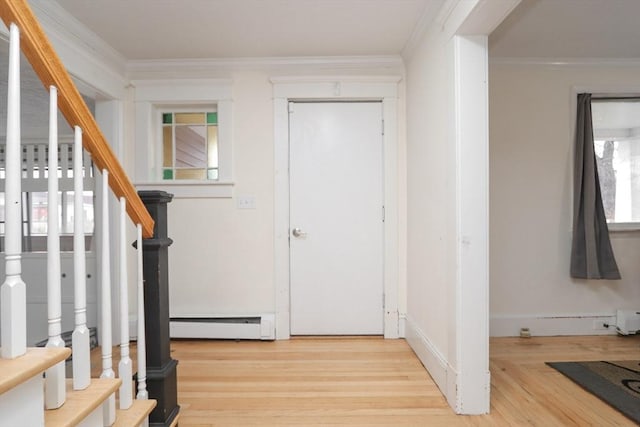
[
  {"left": 132, "top": 79, "right": 234, "bottom": 198},
  {"left": 572, "top": 86, "right": 640, "bottom": 231}
]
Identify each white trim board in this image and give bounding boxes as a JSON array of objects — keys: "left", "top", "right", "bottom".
[
  {"left": 404, "top": 315, "right": 455, "bottom": 403},
  {"left": 272, "top": 76, "right": 401, "bottom": 340},
  {"left": 490, "top": 313, "right": 618, "bottom": 337},
  {"left": 127, "top": 56, "right": 404, "bottom": 77}
]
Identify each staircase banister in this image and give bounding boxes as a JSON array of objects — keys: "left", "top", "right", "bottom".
[{"left": 0, "top": 0, "right": 154, "bottom": 238}]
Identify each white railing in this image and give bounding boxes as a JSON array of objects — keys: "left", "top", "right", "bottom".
[{"left": 0, "top": 22, "right": 150, "bottom": 426}]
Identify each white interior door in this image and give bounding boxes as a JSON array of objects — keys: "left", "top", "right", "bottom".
[{"left": 289, "top": 101, "right": 384, "bottom": 335}]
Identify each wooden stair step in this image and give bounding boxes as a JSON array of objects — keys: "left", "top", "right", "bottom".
[
  {"left": 114, "top": 399, "right": 157, "bottom": 427},
  {"left": 45, "top": 378, "right": 121, "bottom": 427},
  {"left": 169, "top": 413, "right": 180, "bottom": 427},
  {"left": 0, "top": 347, "right": 70, "bottom": 395}
]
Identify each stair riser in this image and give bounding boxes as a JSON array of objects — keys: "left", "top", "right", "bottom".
[
  {"left": 0, "top": 376, "right": 44, "bottom": 427},
  {"left": 77, "top": 406, "right": 102, "bottom": 427}
]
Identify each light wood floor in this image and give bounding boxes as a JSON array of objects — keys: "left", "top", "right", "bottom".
[{"left": 170, "top": 335, "right": 640, "bottom": 426}]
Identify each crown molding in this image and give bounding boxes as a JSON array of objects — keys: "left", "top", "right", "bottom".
[
  {"left": 402, "top": 0, "right": 447, "bottom": 59},
  {"left": 126, "top": 55, "right": 404, "bottom": 78},
  {"left": 490, "top": 57, "right": 640, "bottom": 67}
]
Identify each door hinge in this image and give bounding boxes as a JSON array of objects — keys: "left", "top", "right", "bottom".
[
  {"left": 382, "top": 119, "right": 385, "bottom": 135},
  {"left": 382, "top": 205, "right": 385, "bottom": 222},
  {"left": 288, "top": 102, "right": 294, "bottom": 114}
]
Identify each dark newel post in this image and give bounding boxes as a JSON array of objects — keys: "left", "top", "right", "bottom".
[{"left": 139, "top": 190, "right": 180, "bottom": 427}]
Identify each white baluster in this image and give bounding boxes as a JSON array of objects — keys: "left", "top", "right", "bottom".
[
  {"left": 44, "top": 85, "right": 66, "bottom": 409},
  {"left": 136, "top": 224, "right": 148, "bottom": 401},
  {"left": 136, "top": 223, "right": 149, "bottom": 427},
  {"left": 72, "top": 125, "right": 90, "bottom": 390},
  {"left": 1, "top": 23, "right": 26, "bottom": 359},
  {"left": 101, "top": 169, "right": 116, "bottom": 426},
  {"left": 118, "top": 197, "right": 133, "bottom": 409}
]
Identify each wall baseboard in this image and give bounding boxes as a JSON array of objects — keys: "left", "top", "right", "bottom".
[
  {"left": 490, "top": 313, "right": 617, "bottom": 337},
  {"left": 404, "top": 315, "right": 451, "bottom": 402},
  {"left": 169, "top": 314, "right": 275, "bottom": 340}
]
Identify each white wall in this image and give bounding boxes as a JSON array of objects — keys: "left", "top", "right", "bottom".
[
  {"left": 405, "top": 27, "right": 456, "bottom": 383},
  {"left": 125, "top": 66, "right": 406, "bottom": 322},
  {"left": 167, "top": 71, "right": 276, "bottom": 316},
  {"left": 490, "top": 62, "right": 640, "bottom": 336},
  {"left": 404, "top": 0, "right": 516, "bottom": 414}
]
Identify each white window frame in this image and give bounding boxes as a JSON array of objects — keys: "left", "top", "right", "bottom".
[
  {"left": 572, "top": 86, "right": 640, "bottom": 231},
  {"left": 133, "top": 79, "right": 234, "bottom": 198}
]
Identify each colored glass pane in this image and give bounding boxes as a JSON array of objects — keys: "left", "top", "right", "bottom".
[
  {"left": 175, "top": 113, "right": 205, "bottom": 124},
  {"left": 162, "top": 113, "right": 172, "bottom": 124},
  {"left": 163, "top": 169, "right": 173, "bottom": 180},
  {"left": 175, "top": 168, "right": 206, "bottom": 180},
  {"left": 207, "top": 112, "right": 218, "bottom": 124},
  {"left": 162, "top": 126, "right": 173, "bottom": 167},
  {"left": 207, "top": 168, "right": 218, "bottom": 180},
  {"left": 207, "top": 126, "right": 218, "bottom": 169}
]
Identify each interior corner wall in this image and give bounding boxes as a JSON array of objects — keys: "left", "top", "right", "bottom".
[
  {"left": 404, "top": 28, "right": 457, "bottom": 400},
  {"left": 489, "top": 62, "right": 640, "bottom": 336}
]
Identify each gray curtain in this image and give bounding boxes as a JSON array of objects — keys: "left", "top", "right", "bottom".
[{"left": 570, "top": 93, "right": 621, "bottom": 279}]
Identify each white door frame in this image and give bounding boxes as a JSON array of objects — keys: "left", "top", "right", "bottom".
[{"left": 272, "top": 76, "right": 401, "bottom": 339}]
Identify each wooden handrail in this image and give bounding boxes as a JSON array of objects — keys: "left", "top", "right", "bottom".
[{"left": 0, "top": 0, "right": 154, "bottom": 238}]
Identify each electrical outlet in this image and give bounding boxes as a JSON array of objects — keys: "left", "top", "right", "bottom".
[{"left": 593, "top": 320, "right": 609, "bottom": 330}]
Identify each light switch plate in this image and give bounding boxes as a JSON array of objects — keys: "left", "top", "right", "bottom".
[{"left": 237, "top": 195, "right": 256, "bottom": 209}]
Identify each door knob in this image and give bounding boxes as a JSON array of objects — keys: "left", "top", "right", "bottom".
[{"left": 292, "top": 227, "right": 307, "bottom": 238}]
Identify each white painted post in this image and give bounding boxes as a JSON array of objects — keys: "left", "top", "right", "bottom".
[
  {"left": 72, "top": 125, "right": 91, "bottom": 390},
  {"left": 45, "top": 85, "right": 66, "bottom": 409},
  {"left": 136, "top": 223, "right": 149, "bottom": 427},
  {"left": 1, "top": 23, "right": 26, "bottom": 359},
  {"left": 100, "top": 169, "right": 116, "bottom": 426},
  {"left": 118, "top": 197, "right": 133, "bottom": 409}
]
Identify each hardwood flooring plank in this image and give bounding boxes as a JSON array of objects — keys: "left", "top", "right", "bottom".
[{"left": 166, "top": 335, "right": 640, "bottom": 426}]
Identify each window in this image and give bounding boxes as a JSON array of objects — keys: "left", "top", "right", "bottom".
[
  {"left": 0, "top": 191, "right": 95, "bottom": 252},
  {"left": 0, "top": 143, "right": 95, "bottom": 252},
  {"left": 592, "top": 98, "right": 640, "bottom": 224},
  {"left": 161, "top": 111, "right": 219, "bottom": 180},
  {"left": 133, "top": 79, "right": 233, "bottom": 198}
]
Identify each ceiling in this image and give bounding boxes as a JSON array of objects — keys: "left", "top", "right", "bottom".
[
  {"left": 490, "top": 0, "right": 640, "bottom": 58},
  {"left": 2, "top": 0, "right": 639, "bottom": 140},
  {"left": 53, "top": 0, "right": 436, "bottom": 60},
  {"left": 51, "top": 0, "right": 640, "bottom": 62}
]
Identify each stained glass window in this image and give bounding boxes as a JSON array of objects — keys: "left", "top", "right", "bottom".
[{"left": 162, "top": 111, "right": 219, "bottom": 180}]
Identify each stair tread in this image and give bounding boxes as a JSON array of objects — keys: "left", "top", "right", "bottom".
[
  {"left": 45, "top": 378, "right": 122, "bottom": 427},
  {"left": 113, "top": 399, "right": 157, "bottom": 427},
  {"left": 0, "top": 347, "right": 71, "bottom": 395}
]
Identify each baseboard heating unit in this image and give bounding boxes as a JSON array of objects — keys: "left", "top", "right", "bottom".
[
  {"left": 615, "top": 309, "right": 640, "bottom": 335},
  {"left": 169, "top": 314, "right": 275, "bottom": 340}
]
